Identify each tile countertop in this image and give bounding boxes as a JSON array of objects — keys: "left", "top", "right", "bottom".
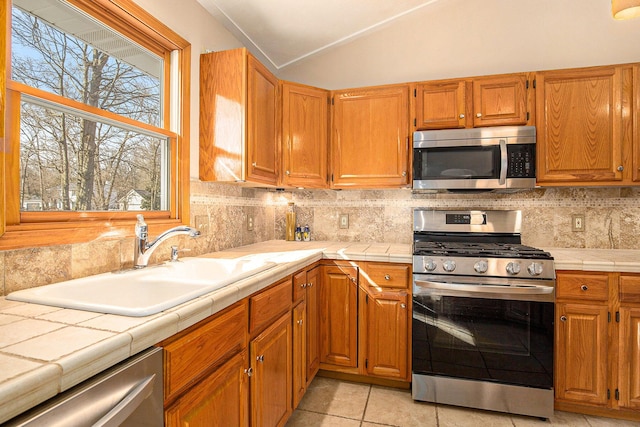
[
  {"left": 0, "top": 241, "right": 639, "bottom": 423},
  {"left": 0, "top": 240, "right": 410, "bottom": 424}
]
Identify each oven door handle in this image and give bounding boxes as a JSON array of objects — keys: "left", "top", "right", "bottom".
[
  {"left": 414, "top": 279, "right": 554, "bottom": 297},
  {"left": 499, "top": 139, "right": 507, "bottom": 185}
]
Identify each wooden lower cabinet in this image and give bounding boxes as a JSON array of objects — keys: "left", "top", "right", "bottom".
[
  {"left": 555, "top": 271, "right": 640, "bottom": 422},
  {"left": 165, "top": 350, "right": 250, "bottom": 427},
  {"left": 292, "top": 300, "right": 307, "bottom": 408},
  {"left": 319, "top": 261, "right": 411, "bottom": 384},
  {"left": 250, "top": 311, "right": 292, "bottom": 427}
]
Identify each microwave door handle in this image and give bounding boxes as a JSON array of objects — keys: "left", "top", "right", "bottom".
[{"left": 499, "top": 139, "right": 507, "bottom": 185}]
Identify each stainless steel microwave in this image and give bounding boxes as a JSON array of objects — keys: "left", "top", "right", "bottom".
[{"left": 412, "top": 126, "right": 536, "bottom": 191}]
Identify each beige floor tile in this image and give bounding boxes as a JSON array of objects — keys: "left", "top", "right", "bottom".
[
  {"left": 364, "top": 385, "right": 437, "bottom": 427},
  {"left": 512, "top": 410, "right": 588, "bottom": 426},
  {"left": 584, "top": 414, "right": 640, "bottom": 426},
  {"left": 437, "top": 405, "right": 516, "bottom": 427},
  {"left": 298, "top": 377, "right": 370, "bottom": 420},
  {"left": 286, "top": 409, "right": 362, "bottom": 427}
]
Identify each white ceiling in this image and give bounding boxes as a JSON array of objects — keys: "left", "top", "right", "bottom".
[{"left": 195, "top": 0, "right": 443, "bottom": 70}]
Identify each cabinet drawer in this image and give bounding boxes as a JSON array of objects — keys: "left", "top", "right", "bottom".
[
  {"left": 556, "top": 272, "right": 609, "bottom": 301},
  {"left": 249, "top": 277, "right": 292, "bottom": 335},
  {"left": 361, "top": 263, "right": 410, "bottom": 289},
  {"left": 620, "top": 275, "right": 640, "bottom": 303},
  {"left": 162, "top": 300, "right": 248, "bottom": 402},
  {"left": 293, "top": 269, "right": 306, "bottom": 303}
]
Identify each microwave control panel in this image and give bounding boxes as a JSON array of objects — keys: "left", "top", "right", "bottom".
[{"left": 507, "top": 144, "right": 535, "bottom": 178}]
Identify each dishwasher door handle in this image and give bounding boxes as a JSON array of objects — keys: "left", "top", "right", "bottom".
[{"left": 93, "top": 374, "right": 156, "bottom": 427}]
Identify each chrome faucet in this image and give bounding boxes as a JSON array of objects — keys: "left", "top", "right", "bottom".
[{"left": 134, "top": 214, "right": 201, "bottom": 268}]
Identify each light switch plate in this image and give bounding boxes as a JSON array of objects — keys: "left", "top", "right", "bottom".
[
  {"left": 572, "top": 214, "right": 585, "bottom": 232},
  {"left": 339, "top": 214, "right": 349, "bottom": 229}
]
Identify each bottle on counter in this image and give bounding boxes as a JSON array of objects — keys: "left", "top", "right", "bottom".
[
  {"left": 286, "top": 202, "right": 296, "bottom": 241},
  {"left": 295, "top": 226, "right": 302, "bottom": 241},
  {"left": 303, "top": 225, "right": 310, "bottom": 241}
]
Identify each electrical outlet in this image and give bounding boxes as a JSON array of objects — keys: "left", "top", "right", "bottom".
[
  {"left": 247, "top": 215, "right": 254, "bottom": 231},
  {"left": 339, "top": 214, "right": 349, "bottom": 229},
  {"left": 572, "top": 214, "right": 585, "bottom": 232},
  {"left": 194, "top": 215, "right": 208, "bottom": 232}
]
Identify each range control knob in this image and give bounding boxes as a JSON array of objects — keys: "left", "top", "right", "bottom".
[
  {"left": 474, "top": 260, "right": 489, "bottom": 274},
  {"left": 443, "top": 260, "right": 456, "bottom": 272},
  {"left": 527, "top": 262, "right": 544, "bottom": 276},
  {"left": 506, "top": 262, "right": 521, "bottom": 275},
  {"left": 423, "top": 259, "right": 437, "bottom": 272}
]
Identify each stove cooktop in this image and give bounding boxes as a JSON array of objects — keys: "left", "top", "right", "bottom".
[{"left": 413, "top": 241, "right": 553, "bottom": 260}]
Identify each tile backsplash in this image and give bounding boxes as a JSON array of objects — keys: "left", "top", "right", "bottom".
[{"left": 1, "top": 182, "right": 639, "bottom": 295}]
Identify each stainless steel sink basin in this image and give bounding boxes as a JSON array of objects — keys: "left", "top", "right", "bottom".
[{"left": 7, "top": 257, "right": 277, "bottom": 316}]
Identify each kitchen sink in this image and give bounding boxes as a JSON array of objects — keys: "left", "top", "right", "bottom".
[{"left": 6, "top": 257, "right": 277, "bottom": 317}]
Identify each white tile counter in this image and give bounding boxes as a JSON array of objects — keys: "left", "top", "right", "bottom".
[
  {"left": 1, "top": 241, "right": 639, "bottom": 423},
  {"left": 0, "top": 240, "right": 410, "bottom": 424}
]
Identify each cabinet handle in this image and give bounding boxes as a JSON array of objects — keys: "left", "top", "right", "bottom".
[
  {"left": 244, "top": 367, "right": 253, "bottom": 377},
  {"left": 350, "top": 276, "right": 356, "bottom": 283},
  {"left": 300, "top": 283, "right": 306, "bottom": 288},
  {"left": 257, "top": 355, "right": 264, "bottom": 363},
  {"left": 252, "top": 162, "right": 257, "bottom": 167},
  {"left": 400, "top": 303, "right": 406, "bottom": 309},
  {"left": 581, "top": 285, "right": 588, "bottom": 291},
  {"left": 384, "top": 274, "right": 391, "bottom": 280},
  {"left": 476, "top": 113, "right": 482, "bottom": 118},
  {"left": 560, "top": 315, "right": 567, "bottom": 322},
  {"left": 402, "top": 171, "right": 407, "bottom": 177},
  {"left": 618, "top": 165, "right": 624, "bottom": 172},
  {"left": 297, "top": 319, "right": 304, "bottom": 325},
  {"left": 308, "top": 282, "right": 313, "bottom": 287},
  {"left": 459, "top": 114, "right": 465, "bottom": 119},
  {"left": 286, "top": 170, "right": 291, "bottom": 175}
]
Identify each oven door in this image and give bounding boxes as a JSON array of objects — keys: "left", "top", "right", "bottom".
[{"left": 412, "top": 274, "right": 554, "bottom": 390}]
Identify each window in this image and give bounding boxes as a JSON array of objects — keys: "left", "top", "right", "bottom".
[{"left": 2, "top": 0, "right": 190, "bottom": 249}]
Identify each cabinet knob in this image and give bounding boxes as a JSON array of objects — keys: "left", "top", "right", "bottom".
[
  {"left": 300, "top": 283, "right": 307, "bottom": 288},
  {"left": 581, "top": 285, "right": 588, "bottom": 291},
  {"left": 384, "top": 274, "right": 391, "bottom": 280},
  {"left": 617, "top": 165, "right": 624, "bottom": 172},
  {"left": 244, "top": 367, "right": 253, "bottom": 377},
  {"left": 402, "top": 171, "right": 407, "bottom": 177},
  {"left": 252, "top": 162, "right": 257, "bottom": 167},
  {"left": 400, "top": 303, "right": 406, "bottom": 309},
  {"left": 286, "top": 170, "right": 291, "bottom": 175},
  {"left": 350, "top": 276, "right": 356, "bottom": 283},
  {"left": 459, "top": 114, "right": 465, "bottom": 119},
  {"left": 257, "top": 355, "right": 264, "bottom": 363},
  {"left": 560, "top": 315, "right": 567, "bottom": 322},
  {"left": 298, "top": 319, "right": 304, "bottom": 325},
  {"left": 476, "top": 113, "right": 482, "bottom": 118},
  {"left": 308, "top": 282, "right": 313, "bottom": 287}
]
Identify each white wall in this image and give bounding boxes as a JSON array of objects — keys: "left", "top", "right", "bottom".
[
  {"left": 277, "top": 0, "right": 640, "bottom": 89},
  {"left": 132, "top": 0, "right": 243, "bottom": 178}
]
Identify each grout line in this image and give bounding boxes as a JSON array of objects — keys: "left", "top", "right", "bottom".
[{"left": 360, "top": 384, "right": 372, "bottom": 426}]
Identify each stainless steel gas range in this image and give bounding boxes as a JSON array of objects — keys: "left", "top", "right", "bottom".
[{"left": 411, "top": 209, "right": 555, "bottom": 419}]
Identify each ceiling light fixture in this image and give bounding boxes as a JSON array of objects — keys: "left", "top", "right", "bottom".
[{"left": 612, "top": 0, "right": 640, "bottom": 19}]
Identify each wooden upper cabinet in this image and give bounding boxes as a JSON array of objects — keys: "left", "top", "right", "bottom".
[
  {"left": 415, "top": 80, "right": 469, "bottom": 129},
  {"left": 414, "top": 73, "right": 532, "bottom": 130},
  {"left": 472, "top": 74, "right": 530, "bottom": 127},
  {"left": 281, "top": 82, "right": 328, "bottom": 188},
  {"left": 536, "top": 64, "right": 636, "bottom": 185},
  {"left": 331, "top": 84, "right": 411, "bottom": 188},
  {"left": 199, "top": 48, "right": 279, "bottom": 186}
]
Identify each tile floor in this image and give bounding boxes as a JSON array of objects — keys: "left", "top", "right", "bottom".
[{"left": 286, "top": 377, "right": 640, "bottom": 427}]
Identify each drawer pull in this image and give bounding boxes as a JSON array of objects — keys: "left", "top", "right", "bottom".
[
  {"left": 384, "top": 274, "right": 391, "bottom": 280},
  {"left": 581, "top": 285, "right": 588, "bottom": 291},
  {"left": 244, "top": 367, "right": 253, "bottom": 377},
  {"left": 560, "top": 315, "right": 567, "bottom": 322}
]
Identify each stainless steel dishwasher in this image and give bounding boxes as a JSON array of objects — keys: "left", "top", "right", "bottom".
[{"left": 4, "top": 347, "right": 163, "bottom": 426}]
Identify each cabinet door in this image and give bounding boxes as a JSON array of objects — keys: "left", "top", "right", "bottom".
[
  {"left": 472, "top": 74, "right": 530, "bottom": 127},
  {"left": 306, "top": 266, "right": 321, "bottom": 382},
  {"left": 415, "top": 80, "right": 468, "bottom": 129},
  {"left": 618, "top": 306, "right": 640, "bottom": 410},
  {"left": 332, "top": 85, "right": 410, "bottom": 188},
  {"left": 362, "top": 287, "right": 409, "bottom": 380},
  {"left": 556, "top": 302, "right": 609, "bottom": 405},
  {"left": 320, "top": 265, "right": 358, "bottom": 367},
  {"left": 282, "top": 82, "right": 328, "bottom": 188},
  {"left": 247, "top": 54, "right": 279, "bottom": 185},
  {"left": 292, "top": 301, "right": 307, "bottom": 408},
  {"left": 250, "top": 312, "right": 292, "bottom": 427},
  {"left": 536, "top": 66, "right": 624, "bottom": 183},
  {"left": 165, "top": 350, "right": 249, "bottom": 427}
]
